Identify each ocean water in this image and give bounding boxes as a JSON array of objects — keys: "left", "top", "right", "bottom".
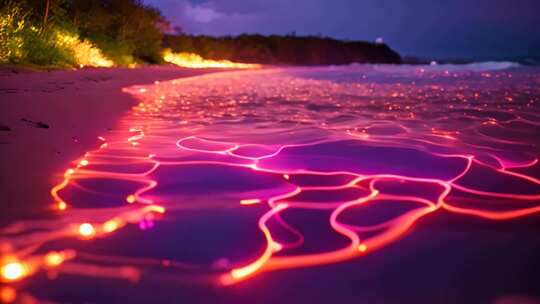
[{"left": 2, "top": 64, "right": 540, "bottom": 303}]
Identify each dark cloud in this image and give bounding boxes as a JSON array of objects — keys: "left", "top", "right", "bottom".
[{"left": 145, "top": 0, "right": 540, "bottom": 59}]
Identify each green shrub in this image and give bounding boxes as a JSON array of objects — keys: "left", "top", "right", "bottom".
[
  {"left": 1, "top": 1, "right": 73, "bottom": 66},
  {"left": 88, "top": 34, "right": 135, "bottom": 67},
  {"left": 0, "top": 1, "right": 27, "bottom": 63},
  {"left": 22, "top": 27, "right": 77, "bottom": 66}
]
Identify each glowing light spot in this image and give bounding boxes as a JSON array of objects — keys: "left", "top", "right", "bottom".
[
  {"left": 240, "top": 199, "right": 261, "bottom": 205},
  {"left": 283, "top": 174, "right": 290, "bottom": 180},
  {"left": 0, "top": 262, "right": 27, "bottom": 282},
  {"left": 358, "top": 244, "right": 368, "bottom": 252},
  {"left": 80, "top": 159, "right": 89, "bottom": 166},
  {"left": 57, "top": 201, "right": 67, "bottom": 211},
  {"left": 103, "top": 219, "right": 121, "bottom": 233},
  {"left": 78, "top": 223, "right": 96, "bottom": 238},
  {"left": 44, "top": 252, "right": 64, "bottom": 267},
  {"left": 126, "top": 195, "right": 136, "bottom": 204}
]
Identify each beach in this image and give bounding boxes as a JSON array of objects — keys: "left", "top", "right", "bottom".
[
  {"left": 1, "top": 64, "right": 540, "bottom": 303},
  {"left": 0, "top": 66, "right": 221, "bottom": 224}
]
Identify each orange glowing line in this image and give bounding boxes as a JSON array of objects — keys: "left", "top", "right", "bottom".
[
  {"left": 163, "top": 50, "right": 261, "bottom": 69},
  {"left": 240, "top": 199, "right": 261, "bottom": 205},
  {"left": 260, "top": 190, "right": 379, "bottom": 272},
  {"left": 221, "top": 203, "right": 288, "bottom": 285},
  {"left": 442, "top": 204, "right": 540, "bottom": 220}
]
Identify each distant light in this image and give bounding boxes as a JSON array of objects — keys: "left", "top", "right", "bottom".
[
  {"left": 78, "top": 223, "right": 95, "bottom": 238},
  {"left": 430, "top": 61, "right": 438, "bottom": 66},
  {"left": 375, "top": 37, "right": 384, "bottom": 44},
  {"left": 283, "top": 174, "right": 290, "bottom": 180},
  {"left": 80, "top": 159, "right": 89, "bottom": 166},
  {"left": 0, "top": 262, "right": 26, "bottom": 281}
]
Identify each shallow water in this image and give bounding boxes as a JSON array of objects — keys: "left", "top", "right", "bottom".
[{"left": 2, "top": 64, "right": 540, "bottom": 303}]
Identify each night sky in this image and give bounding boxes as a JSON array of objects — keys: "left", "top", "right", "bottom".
[{"left": 145, "top": 0, "right": 540, "bottom": 59}]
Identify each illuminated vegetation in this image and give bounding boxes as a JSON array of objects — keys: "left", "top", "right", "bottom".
[
  {"left": 1, "top": 1, "right": 401, "bottom": 69},
  {"left": 163, "top": 49, "right": 261, "bottom": 69},
  {"left": 0, "top": 0, "right": 166, "bottom": 68}
]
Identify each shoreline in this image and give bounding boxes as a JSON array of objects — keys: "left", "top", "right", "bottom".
[{"left": 0, "top": 65, "right": 225, "bottom": 224}]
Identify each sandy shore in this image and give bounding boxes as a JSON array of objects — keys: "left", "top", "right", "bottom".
[{"left": 0, "top": 65, "right": 221, "bottom": 224}]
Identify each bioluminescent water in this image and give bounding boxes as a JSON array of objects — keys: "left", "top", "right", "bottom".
[{"left": 2, "top": 63, "right": 540, "bottom": 303}]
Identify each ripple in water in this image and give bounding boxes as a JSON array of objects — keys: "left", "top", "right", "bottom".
[{"left": 2, "top": 65, "right": 540, "bottom": 302}]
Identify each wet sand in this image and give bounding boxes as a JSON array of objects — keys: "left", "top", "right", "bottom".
[{"left": 0, "top": 66, "right": 223, "bottom": 224}]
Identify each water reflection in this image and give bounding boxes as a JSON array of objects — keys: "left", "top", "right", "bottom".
[{"left": 1, "top": 64, "right": 540, "bottom": 302}]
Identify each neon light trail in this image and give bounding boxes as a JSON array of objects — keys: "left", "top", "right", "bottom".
[{"left": 1, "top": 64, "right": 540, "bottom": 302}]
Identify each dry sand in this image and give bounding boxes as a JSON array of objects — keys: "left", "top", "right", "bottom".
[{"left": 0, "top": 65, "right": 221, "bottom": 224}]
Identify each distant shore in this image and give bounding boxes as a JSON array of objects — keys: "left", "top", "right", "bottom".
[
  {"left": 0, "top": 65, "right": 224, "bottom": 224},
  {"left": 164, "top": 34, "right": 402, "bottom": 65}
]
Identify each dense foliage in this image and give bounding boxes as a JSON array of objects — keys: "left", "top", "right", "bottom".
[
  {"left": 67, "top": 0, "right": 168, "bottom": 64},
  {"left": 0, "top": 0, "right": 166, "bottom": 67},
  {"left": 1, "top": 0, "right": 402, "bottom": 68},
  {"left": 164, "top": 34, "right": 402, "bottom": 65}
]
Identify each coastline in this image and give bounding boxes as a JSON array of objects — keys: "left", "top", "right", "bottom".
[{"left": 0, "top": 65, "right": 224, "bottom": 224}]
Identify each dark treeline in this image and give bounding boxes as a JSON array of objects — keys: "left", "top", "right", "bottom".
[
  {"left": 164, "top": 34, "right": 402, "bottom": 65},
  {"left": 2, "top": 0, "right": 402, "bottom": 67},
  {"left": 66, "top": 0, "right": 168, "bottom": 63}
]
